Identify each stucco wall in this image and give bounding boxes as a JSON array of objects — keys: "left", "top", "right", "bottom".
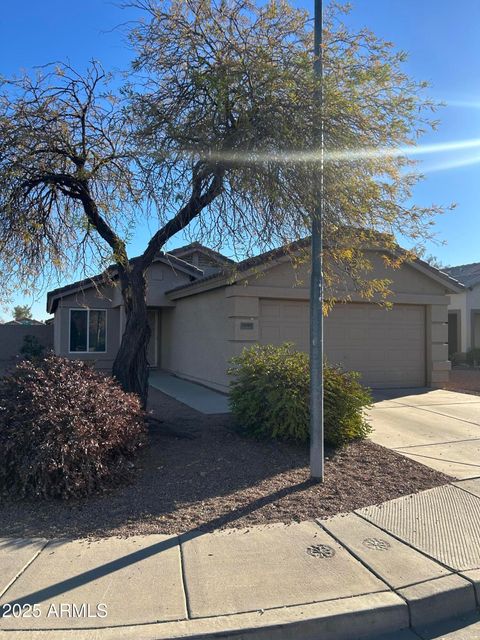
[
  {"left": 109, "top": 261, "right": 193, "bottom": 307},
  {"left": 52, "top": 260, "right": 193, "bottom": 370},
  {"left": 251, "top": 251, "right": 446, "bottom": 296},
  {"left": 161, "top": 287, "right": 230, "bottom": 391},
  {"left": 55, "top": 285, "right": 120, "bottom": 371},
  {"left": 51, "top": 249, "right": 453, "bottom": 389},
  {"left": 448, "top": 291, "right": 468, "bottom": 353},
  {"left": 168, "top": 250, "right": 453, "bottom": 390},
  {"left": 448, "top": 286, "right": 480, "bottom": 352},
  {"left": 0, "top": 324, "right": 53, "bottom": 371}
]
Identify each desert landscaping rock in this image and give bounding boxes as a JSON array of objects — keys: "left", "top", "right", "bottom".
[
  {"left": 0, "top": 535, "right": 186, "bottom": 630},
  {"left": 320, "top": 513, "right": 451, "bottom": 588},
  {"left": 2, "top": 484, "right": 480, "bottom": 639},
  {"left": 0, "top": 390, "right": 452, "bottom": 540}
]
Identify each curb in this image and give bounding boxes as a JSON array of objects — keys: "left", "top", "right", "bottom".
[
  {"left": 2, "top": 481, "right": 480, "bottom": 639},
  {"left": 0, "top": 592, "right": 408, "bottom": 640}
]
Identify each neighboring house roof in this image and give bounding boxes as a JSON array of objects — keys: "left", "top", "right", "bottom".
[
  {"left": 46, "top": 253, "right": 203, "bottom": 314},
  {"left": 168, "top": 242, "right": 235, "bottom": 265},
  {"left": 444, "top": 262, "right": 480, "bottom": 288},
  {"left": 166, "top": 237, "right": 465, "bottom": 299},
  {"left": 3, "top": 318, "right": 45, "bottom": 325}
]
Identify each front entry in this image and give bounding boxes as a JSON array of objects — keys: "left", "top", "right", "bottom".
[
  {"left": 147, "top": 309, "right": 160, "bottom": 367},
  {"left": 448, "top": 312, "right": 459, "bottom": 358}
]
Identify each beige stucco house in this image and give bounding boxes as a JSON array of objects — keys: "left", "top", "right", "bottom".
[
  {"left": 46, "top": 240, "right": 464, "bottom": 392},
  {"left": 444, "top": 263, "right": 480, "bottom": 358}
]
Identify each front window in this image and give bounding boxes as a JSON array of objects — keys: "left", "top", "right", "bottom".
[{"left": 70, "top": 309, "right": 106, "bottom": 353}]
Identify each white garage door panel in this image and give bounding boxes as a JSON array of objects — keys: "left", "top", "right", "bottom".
[{"left": 259, "top": 300, "right": 425, "bottom": 388}]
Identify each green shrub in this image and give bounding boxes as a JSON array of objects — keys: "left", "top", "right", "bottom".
[
  {"left": 466, "top": 348, "right": 480, "bottom": 367},
  {"left": 0, "top": 355, "right": 147, "bottom": 499},
  {"left": 228, "top": 343, "right": 372, "bottom": 447},
  {"left": 20, "top": 334, "right": 46, "bottom": 360}
]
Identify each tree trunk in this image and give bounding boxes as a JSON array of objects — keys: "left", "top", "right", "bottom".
[{"left": 112, "top": 269, "right": 151, "bottom": 407}]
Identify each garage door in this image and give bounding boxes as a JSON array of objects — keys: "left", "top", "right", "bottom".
[{"left": 259, "top": 300, "right": 426, "bottom": 388}]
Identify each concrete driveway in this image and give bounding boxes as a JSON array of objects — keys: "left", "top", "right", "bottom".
[{"left": 370, "top": 389, "right": 480, "bottom": 479}]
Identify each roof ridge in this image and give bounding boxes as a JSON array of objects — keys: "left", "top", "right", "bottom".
[
  {"left": 168, "top": 242, "right": 235, "bottom": 264},
  {"left": 445, "top": 261, "right": 480, "bottom": 271}
]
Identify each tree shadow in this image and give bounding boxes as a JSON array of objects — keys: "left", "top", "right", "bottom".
[
  {"left": 0, "top": 390, "right": 319, "bottom": 539},
  {"left": 0, "top": 478, "right": 314, "bottom": 613}
]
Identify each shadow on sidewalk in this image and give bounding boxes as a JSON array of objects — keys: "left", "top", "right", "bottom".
[{"left": 0, "top": 479, "right": 314, "bottom": 613}]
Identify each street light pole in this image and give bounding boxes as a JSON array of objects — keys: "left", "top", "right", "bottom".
[{"left": 309, "top": 0, "right": 324, "bottom": 480}]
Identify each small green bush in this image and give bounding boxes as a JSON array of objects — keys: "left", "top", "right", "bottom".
[
  {"left": 228, "top": 343, "right": 372, "bottom": 447},
  {"left": 20, "top": 334, "right": 46, "bottom": 360},
  {"left": 466, "top": 348, "right": 480, "bottom": 367},
  {"left": 0, "top": 355, "right": 147, "bottom": 499}
]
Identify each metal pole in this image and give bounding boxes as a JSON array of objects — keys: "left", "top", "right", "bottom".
[{"left": 309, "top": 0, "right": 324, "bottom": 480}]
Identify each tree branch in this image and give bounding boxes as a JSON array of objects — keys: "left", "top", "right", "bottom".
[{"left": 138, "top": 168, "right": 224, "bottom": 271}]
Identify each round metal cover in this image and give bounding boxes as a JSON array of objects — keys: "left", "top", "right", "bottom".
[
  {"left": 363, "top": 537, "right": 391, "bottom": 551},
  {"left": 306, "top": 544, "right": 335, "bottom": 558}
]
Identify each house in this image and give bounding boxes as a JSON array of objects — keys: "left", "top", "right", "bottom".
[
  {"left": 46, "top": 240, "right": 464, "bottom": 392},
  {"left": 2, "top": 318, "right": 45, "bottom": 326},
  {"left": 444, "top": 262, "right": 480, "bottom": 358}
]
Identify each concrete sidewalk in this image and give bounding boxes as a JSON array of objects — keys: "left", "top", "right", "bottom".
[
  {"left": 149, "top": 370, "right": 230, "bottom": 415},
  {"left": 1, "top": 480, "right": 480, "bottom": 639},
  {"left": 370, "top": 389, "right": 480, "bottom": 478}
]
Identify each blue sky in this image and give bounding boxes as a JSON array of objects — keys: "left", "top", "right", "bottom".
[{"left": 1, "top": 0, "right": 480, "bottom": 319}]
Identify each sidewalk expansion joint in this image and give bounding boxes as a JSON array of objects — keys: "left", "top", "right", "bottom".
[
  {"left": 397, "top": 402, "right": 480, "bottom": 428},
  {"left": 314, "top": 519, "right": 413, "bottom": 627},
  {"left": 393, "top": 451, "right": 480, "bottom": 470},
  {"left": 0, "top": 539, "right": 50, "bottom": 600},
  {"left": 395, "top": 437, "right": 480, "bottom": 450},
  {"left": 178, "top": 535, "right": 192, "bottom": 620},
  {"left": 354, "top": 508, "right": 458, "bottom": 575},
  {"left": 451, "top": 480, "right": 480, "bottom": 502}
]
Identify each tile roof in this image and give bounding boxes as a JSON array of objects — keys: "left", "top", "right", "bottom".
[
  {"left": 46, "top": 253, "right": 202, "bottom": 313},
  {"left": 166, "top": 237, "right": 465, "bottom": 297},
  {"left": 168, "top": 242, "right": 236, "bottom": 265},
  {"left": 444, "top": 262, "right": 480, "bottom": 288}
]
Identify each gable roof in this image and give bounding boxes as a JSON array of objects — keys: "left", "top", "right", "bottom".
[
  {"left": 168, "top": 242, "right": 235, "bottom": 265},
  {"left": 444, "top": 262, "right": 480, "bottom": 288},
  {"left": 2, "top": 318, "right": 45, "bottom": 326},
  {"left": 46, "top": 253, "right": 202, "bottom": 314},
  {"left": 166, "top": 237, "right": 465, "bottom": 299}
]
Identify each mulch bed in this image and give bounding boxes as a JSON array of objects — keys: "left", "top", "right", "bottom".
[
  {"left": 0, "top": 388, "right": 451, "bottom": 539},
  {"left": 442, "top": 368, "right": 480, "bottom": 395}
]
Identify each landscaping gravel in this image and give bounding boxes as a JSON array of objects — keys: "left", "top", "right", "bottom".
[{"left": 0, "top": 388, "right": 452, "bottom": 539}]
